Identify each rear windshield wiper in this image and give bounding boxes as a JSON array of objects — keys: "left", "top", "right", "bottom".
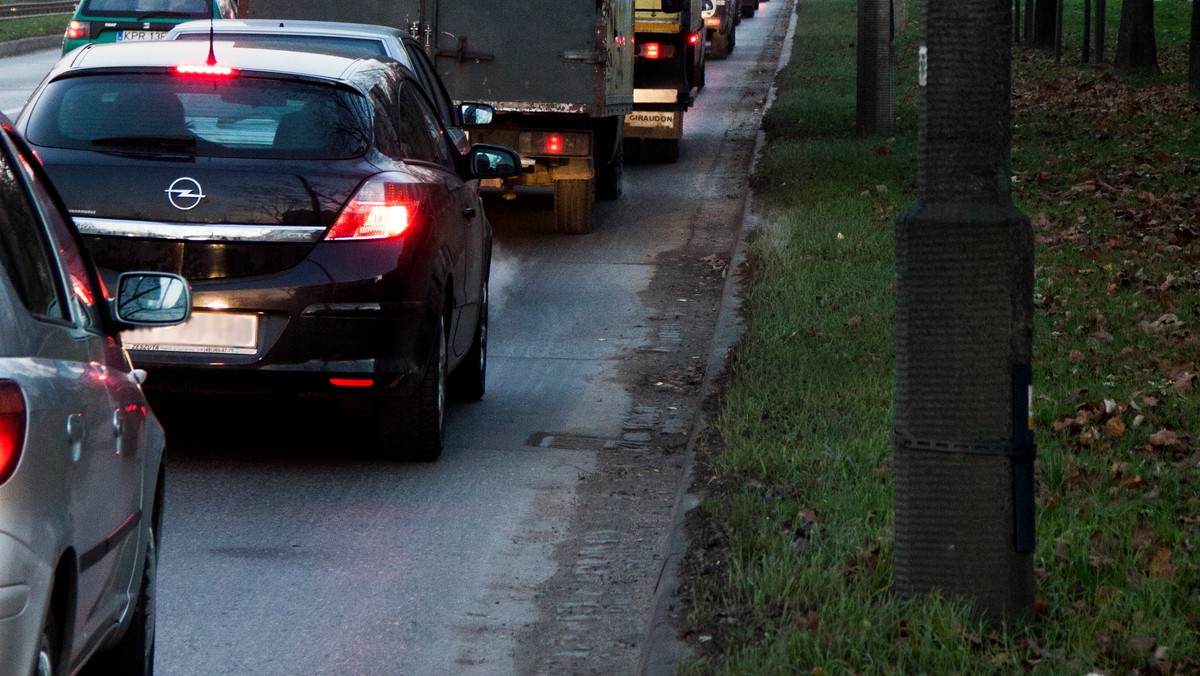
[{"left": 91, "top": 135, "right": 197, "bottom": 151}]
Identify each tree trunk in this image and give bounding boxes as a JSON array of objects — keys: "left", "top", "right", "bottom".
[
  {"left": 1031, "top": 0, "right": 1057, "bottom": 48},
  {"left": 1082, "top": 0, "right": 1092, "bottom": 63},
  {"left": 1115, "top": 0, "right": 1159, "bottom": 73},
  {"left": 894, "top": 0, "right": 1035, "bottom": 626},
  {"left": 1190, "top": 0, "right": 1199, "bottom": 97},
  {"left": 857, "top": 0, "right": 895, "bottom": 136},
  {"left": 1024, "top": 0, "right": 1035, "bottom": 45},
  {"left": 1094, "top": 0, "right": 1106, "bottom": 62}
]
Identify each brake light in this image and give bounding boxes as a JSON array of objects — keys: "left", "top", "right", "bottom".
[
  {"left": 175, "top": 65, "right": 236, "bottom": 77},
  {"left": 327, "top": 175, "right": 421, "bottom": 241},
  {"left": 544, "top": 134, "right": 564, "bottom": 155},
  {"left": 0, "top": 382, "right": 26, "bottom": 486},
  {"left": 645, "top": 42, "right": 661, "bottom": 59},
  {"left": 689, "top": 32, "right": 701, "bottom": 46},
  {"left": 65, "top": 20, "right": 89, "bottom": 41},
  {"left": 330, "top": 378, "right": 374, "bottom": 388}
]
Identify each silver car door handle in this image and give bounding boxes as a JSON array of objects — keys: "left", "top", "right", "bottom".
[{"left": 66, "top": 413, "right": 85, "bottom": 444}]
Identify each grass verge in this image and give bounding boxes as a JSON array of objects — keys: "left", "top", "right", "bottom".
[
  {"left": 680, "top": 0, "right": 1200, "bottom": 673},
  {"left": 0, "top": 14, "right": 68, "bottom": 42}
]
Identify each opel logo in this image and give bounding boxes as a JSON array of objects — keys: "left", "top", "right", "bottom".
[{"left": 166, "top": 177, "right": 205, "bottom": 211}]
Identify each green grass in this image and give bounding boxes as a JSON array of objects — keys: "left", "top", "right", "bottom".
[
  {"left": 0, "top": 14, "right": 69, "bottom": 42},
  {"left": 681, "top": 0, "right": 1200, "bottom": 673}
]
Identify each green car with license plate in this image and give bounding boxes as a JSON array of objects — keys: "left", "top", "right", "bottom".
[{"left": 63, "top": 0, "right": 238, "bottom": 54}]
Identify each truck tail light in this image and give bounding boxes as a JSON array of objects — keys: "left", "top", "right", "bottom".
[
  {"left": 638, "top": 42, "right": 676, "bottom": 59},
  {"left": 65, "top": 20, "right": 90, "bottom": 40},
  {"left": 0, "top": 382, "right": 26, "bottom": 486},
  {"left": 704, "top": 17, "right": 722, "bottom": 28},
  {"left": 518, "top": 131, "right": 590, "bottom": 157},
  {"left": 689, "top": 32, "right": 701, "bottom": 45},
  {"left": 327, "top": 174, "right": 423, "bottom": 241}
]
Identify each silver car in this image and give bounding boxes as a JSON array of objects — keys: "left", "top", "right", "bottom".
[{"left": 0, "top": 115, "right": 191, "bottom": 675}]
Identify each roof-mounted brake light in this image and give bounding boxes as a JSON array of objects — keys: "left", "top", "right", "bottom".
[{"left": 175, "top": 65, "right": 236, "bottom": 77}]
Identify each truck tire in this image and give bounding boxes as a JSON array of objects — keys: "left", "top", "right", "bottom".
[
  {"left": 741, "top": 2, "right": 755, "bottom": 18},
  {"left": 554, "top": 178, "right": 595, "bottom": 234},
  {"left": 729, "top": 25, "right": 736, "bottom": 52},
  {"left": 595, "top": 123, "right": 623, "bottom": 200},
  {"left": 709, "top": 31, "right": 728, "bottom": 60}
]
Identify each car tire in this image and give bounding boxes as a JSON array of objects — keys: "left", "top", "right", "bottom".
[
  {"left": 448, "top": 276, "right": 488, "bottom": 402},
  {"left": 729, "top": 25, "right": 737, "bottom": 52},
  {"left": 554, "top": 178, "right": 595, "bottom": 234},
  {"left": 376, "top": 315, "right": 446, "bottom": 461},
  {"left": 34, "top": 610, "right": 58, "bottom": 676},
  {"left": 87, "top": 485, "right": 158, "bottom": 676}
]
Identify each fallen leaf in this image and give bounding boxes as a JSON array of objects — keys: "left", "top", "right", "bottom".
[
  {"left": 1103, "top": 417, "right": 1127, "bottom": 439},
  {"left": 1149, "top": 428, "right": 1188, "bottom": 451},
  {"left": 846, "top": 315, "right": 863, "bottom": 327},
  {"left": 1149, "top": 548, "right": 1176, "bottom": 579}
]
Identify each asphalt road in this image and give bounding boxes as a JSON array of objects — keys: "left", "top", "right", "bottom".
[{"left": 0, "top": 4, "right": 791, "bottom": 670}]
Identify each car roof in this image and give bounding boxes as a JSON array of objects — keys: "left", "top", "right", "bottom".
[
  {"left": 167, "top": 19, "right": 411, "bottom": 42},
  {"left": 52, "top": 40, "right": 378, "bottom": 83}
]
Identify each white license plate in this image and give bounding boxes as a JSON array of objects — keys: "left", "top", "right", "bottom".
[
  {"left": 123, "top": 312, "right": 258, "bottom": 355},
  {"left": 625, "top": 111, "right": 677, "bottom": 129},
  {"left": 116, "top": 30, "right": 168, "bottom": 42}
]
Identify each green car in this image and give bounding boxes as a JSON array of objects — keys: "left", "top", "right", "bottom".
[{"left": 63, "top": 0, "right": 238, "bottom": 54}]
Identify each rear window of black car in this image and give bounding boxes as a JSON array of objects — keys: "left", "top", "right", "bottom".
[
  {"left": 81, "top": 0, "right": 210, "bottom": 17},
  {"left": 25, "top": 73, "right": 372, "bottom": 160}
]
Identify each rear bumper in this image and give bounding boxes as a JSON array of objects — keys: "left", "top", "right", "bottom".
[
  {"left": 0, "top": 533, "right": 51, "bottom": 676},
  {"left": 117, "top": 239, "right": 442, "bottom": 398}
]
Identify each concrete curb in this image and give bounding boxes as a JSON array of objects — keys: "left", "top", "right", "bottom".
[
  {"left": 638, "top": 2, "right": 800, "bottom": 674},
  {"left": 0, "top": 34, "right": 61, "bottom": 59}
]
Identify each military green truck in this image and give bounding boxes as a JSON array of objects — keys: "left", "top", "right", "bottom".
[
  {"left": 625, "top": 0, "right": 705, "bottom": 163},
  {"left": 242, "top": 0, "right": 634, "bottom": 234}
]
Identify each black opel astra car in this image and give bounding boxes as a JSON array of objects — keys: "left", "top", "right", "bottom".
[{"left": 16, "top": 41, "right": 521, "bottom": 460}]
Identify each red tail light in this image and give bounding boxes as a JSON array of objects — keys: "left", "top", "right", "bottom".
[
  {"left": 644, "top": 42, "right": 662, "bottom": 59},
  {"left": 544, "top": 133, "right": 564, "bottom": 154},
  {"left": 327, "top": 174, "right": 422, "bottom": 241},
  {"left": 65, "top": 20, "right": 90, "bottom": 41},
  {"left": 689, "top": 32, "right": 701, "bottom": 45},
  {"left": 330, "top": 378, "right": 374, "bottom": 388},
  {"left": 0, "top": 382, "right": 26, "bottom": 486}
]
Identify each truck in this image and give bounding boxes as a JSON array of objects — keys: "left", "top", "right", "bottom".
[
  {"left": 624, "top": 0, "right": 705, "bottom": 163},
  {"left": 702, "top": 0, "right": 737, "bottom": 60},
  {"left": 240, "top": 0, "right": 634, "bottom": 235}
]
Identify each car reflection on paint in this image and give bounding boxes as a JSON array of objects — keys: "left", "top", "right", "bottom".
[
  {"left": 16, "top": 40, "right": 523, "bottom": 461},
  {"left": 0, "top": 113, "right": 191, "bottom": 676}
]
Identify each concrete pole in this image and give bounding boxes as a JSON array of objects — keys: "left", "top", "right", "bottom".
[{"left": 893, "top": 0, "right": 1036, "bottom": 626}]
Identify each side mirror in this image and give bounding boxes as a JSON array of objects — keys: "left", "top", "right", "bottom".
[
  {"left": 112, "top": 272, "right": 192, "bottom": 328},
  {"left": 467, "top": 143, "right": 522, "bottom": 179},
  {"left": 460, "top": 102, "right": 494, "bottom": 127}
]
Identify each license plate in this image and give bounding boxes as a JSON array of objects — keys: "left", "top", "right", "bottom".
[
  {"left": 123, "top": 312, "right": 258, "bottom": 355},
  {"left": 116, "top": 30, "right": 168, "bottom": 42},
  {"left": 625, "top": 111, "right": 677, "bottom": 129}
]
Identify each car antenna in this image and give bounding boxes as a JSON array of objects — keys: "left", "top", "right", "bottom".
[{"left": 205, "top": 13, "right": 217, "bottom": 66}]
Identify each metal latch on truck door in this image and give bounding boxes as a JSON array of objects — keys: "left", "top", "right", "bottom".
[
  {"left": 560, "top": 50, "right": 606, "bottom": 64},
  {"left": 435, "top": 36, "right": 494, "bottom": 63}
]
